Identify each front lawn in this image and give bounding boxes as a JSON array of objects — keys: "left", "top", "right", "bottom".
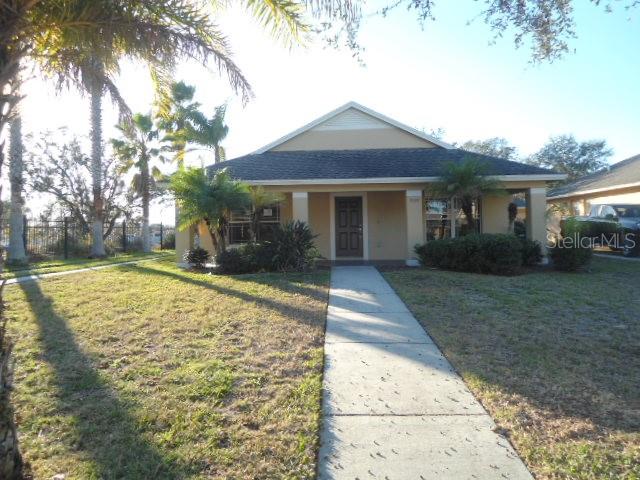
[
  {"left": 383, "top": 258, "right": 640, "bottom": 480},
  {"left": 6, "top": 258, "right": 329, "bottom": 479},
  {"left": 4, "top": 250, "right": 173, "bottom": 280}
]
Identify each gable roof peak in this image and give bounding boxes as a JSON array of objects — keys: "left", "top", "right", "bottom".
[{"left": 252, "top": 101, "right": 453, "bottom": 153}]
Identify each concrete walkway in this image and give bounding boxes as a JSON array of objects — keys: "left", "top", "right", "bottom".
[
  {"left": 318, "top": 266, "right": 532, "bottom": 479},
  {"left": 5, "top": 255, "right": 168, "bottom": 286}
]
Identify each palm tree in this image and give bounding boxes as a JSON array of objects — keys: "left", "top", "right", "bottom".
[
  {"left": 170, "top": 167, "right": 250, "bottom": 256},
  {"left": 112, "top": 113, "right": 164, "bottom": 253},
  {"left": 7, "top": 112, "right": 27, "bottom": 265},
  {"left": 248, "top": 186, "right": 284, "bottom": 242},
  {"left": 430, "top": 159, "right": 506, "bottom": 234},
  {"left": 189, "top": 104, "right": 230, "bottom": 163},
  {"left": 0, "top": 2, "right": 306, "bottom": 474},
  {"left": 156, "top": 81, "right": 202, "bottom": 165}
]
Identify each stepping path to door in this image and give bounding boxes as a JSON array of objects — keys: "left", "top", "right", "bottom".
[{"left": 318, "top": 266, "right": 532, "bottom": 479}]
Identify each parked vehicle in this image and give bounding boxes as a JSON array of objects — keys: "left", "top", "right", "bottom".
[{"left": 567, "top": 204, "right": 640, "bottom": 256}]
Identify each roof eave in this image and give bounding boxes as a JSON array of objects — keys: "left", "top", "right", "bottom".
[{"left": 244, "top": 174, "right": 566, "bottom": 186}]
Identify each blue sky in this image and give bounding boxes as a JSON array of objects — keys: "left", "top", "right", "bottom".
[{"left": 18, "top": 1, "right": 640, "bottom": 222}]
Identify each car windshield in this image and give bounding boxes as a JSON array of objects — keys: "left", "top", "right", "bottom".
[{"left": 613, "top": 206, "right": 640, "bottom": 218}]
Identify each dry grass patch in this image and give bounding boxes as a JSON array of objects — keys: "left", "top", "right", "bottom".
[
  {"left": 383, "top": 258, "right": 640, "bottom": 479},
  {"left": 6, "top": 258, "right": 329, "bottom": 479}
]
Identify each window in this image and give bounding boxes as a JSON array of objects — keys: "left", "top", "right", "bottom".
[
  {"left": 228, "top": 204, "right": 281, "bottom": 244},
  {"left": 425, "top": 199, "right": 451, "bottom": 241},
  {"left": 589, "top": 205, "right": 602, "bottom": 217},
  {"left": 614, "top": 205, "right": 640, "bottom": 218},
  {"left": 425, "top": 197, "right": 482, "bottom": 241},
  {"left": 600, "top": 205, "right": 617, "bottom": 219}
]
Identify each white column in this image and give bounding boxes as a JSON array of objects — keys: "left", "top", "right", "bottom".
[
  {"left": 406, "top": 189, "right": 424, "bottom": 266},
  {"left": 292, "top": 191, "right": 309, "bottom": 224},
  {"left": 174, "top": 205, "right": 194, "bottom": 265},
  {"left": 526, "top": 187, "right": 548, "bottom": 255}
]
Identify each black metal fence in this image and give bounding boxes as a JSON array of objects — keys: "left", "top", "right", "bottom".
[{"left": 0, "top": 217, "right": 175, "bottom": 260}]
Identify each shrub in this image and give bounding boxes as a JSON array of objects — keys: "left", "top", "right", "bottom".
[
  {"left": 415, "top": 234, "right": 524, "bottom": 275},
  {"left": 549, "top": 243, "right": 592, "bottom": 271},
  {"left": 216, "top": 222, "right": 320, "bottom": 274},
  {"left": 216, "top": 246, "right": 257, "bottom": 274},
  {"left": 265, "top": 221, "right": 320, "bottom": 271},
  {"left": 520, "top": 238, "right": 543, "bottom": 266},
  {"left": 162, "top": 231, "right": 176, "bottom": 249},
  {"left": 551, "top": 217, "right": 593, "bottom": 271},
  {"left": 183, "top": 247, "right": 210, "bottom": 269}
]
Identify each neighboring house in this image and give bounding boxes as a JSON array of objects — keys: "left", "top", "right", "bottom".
[
  {"left": 547, "top": 154, "right": 640, "bottom": 215},
  {"left": 176, "top": 102, "right": 563, "bottom": 265}
]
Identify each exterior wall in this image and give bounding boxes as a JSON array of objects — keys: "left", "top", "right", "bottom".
[
  {"left": 368, "top": 191, "right": 407, "bottom": 260},
  {"left": 176, "top": 180, "right": 553, "bottom": 264},
  {"left": 197, "top": 223, "right": 215, "bottom": 253},
  {"left": 272, "top": 128, "right": 438, "bottom": 151},
  {"left": 308, "top": 192, "right": 331, "bottom": 259},
  {"left": 481, "top": 195, "right": 512, "bottom": 234},
  {"left": 175, "top": 225, "right": 193, "bottom": 263}
]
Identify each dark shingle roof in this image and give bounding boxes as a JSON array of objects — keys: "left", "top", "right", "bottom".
[
  {"left": 548, "top": 154, "right": 640, "bottom": 198},
  {"left": 208, "top": 148, "right": 556, "bottom": 181}
]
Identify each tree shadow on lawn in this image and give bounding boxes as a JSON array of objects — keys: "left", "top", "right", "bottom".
[
  {"left": 18, "top": 281, "right": 187, "bottom": 479},
  {"left": 128, "top": 264, "right": 327, "bottom": 329},
  {"left": 387, "top": 267, "right": 640, "bottom": 435}
]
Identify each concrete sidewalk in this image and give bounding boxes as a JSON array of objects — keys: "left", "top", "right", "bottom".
[
  {"left": 318, "top": 266, "right": 532, "bottom": 479},
  {"left": 5, "top": 255, "right": 168, "bottom": 286}
]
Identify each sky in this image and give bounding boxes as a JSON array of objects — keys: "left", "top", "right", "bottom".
[{"left": 15, "top": 0, "right": 640, "bottom": 224}]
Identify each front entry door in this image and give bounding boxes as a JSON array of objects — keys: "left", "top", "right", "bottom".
[{"left": 335, "top": 197, "right": 363, "bottom": 257}]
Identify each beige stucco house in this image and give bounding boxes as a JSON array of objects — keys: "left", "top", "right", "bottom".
[
  {"left": 176, "top": 102, "right": 563, "bottom": 265},
  {"left": 547, "top": 154, "right": 640, "bottom": 215}
]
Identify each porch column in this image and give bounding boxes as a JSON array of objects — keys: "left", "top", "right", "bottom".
[
  {"left": 526, "top": 187, "right": 548, "bottom": 255},
  {"left": 292, "top": 192, "right": 309, "bottom": 223},
  {"left": 175, "top": 206, "right": 194, "bottom": 264},
  {"left": 406, "top": 189, "right": 424, "bottom": 266}
]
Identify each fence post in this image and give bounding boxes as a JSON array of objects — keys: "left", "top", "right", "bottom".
[
  {"left": 160, "top": 223, "right": 164, "bottom": 251},
  {"left": 22, "top": 215, "right": 28, "bottom": 252},
  {"left": 63, "top": 218, "right": 69, "bottom": 259},
  {"left": 122, "top": 220, "right": 127, "bottom": 252}
]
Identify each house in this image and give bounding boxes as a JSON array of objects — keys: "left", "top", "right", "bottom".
[
  {"left": 547, "top": 154, "right": 640, "bottom": 215},
  {"left": 175, "top": 102, "right": 563, "bottom": 265}
]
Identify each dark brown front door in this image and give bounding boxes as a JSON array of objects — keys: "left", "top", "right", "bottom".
[{"left": 335, "top": 197, "right": 363, "bottom": 257}]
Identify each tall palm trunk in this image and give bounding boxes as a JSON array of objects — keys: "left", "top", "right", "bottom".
[
  {"left": 90, "top": 78, "right": 106, "bottom": 258},
  {"left": 7, "top": 114, "right": 27, "bottom": 265},
  {"left": 0, "top": 116, "right": 23, "bottom": 480},
  {"left": 140, "top": 156, "right": 151, "bottom": 253},
  {"left": 461, "top": 198, "right": 477, "bottom": 234}
]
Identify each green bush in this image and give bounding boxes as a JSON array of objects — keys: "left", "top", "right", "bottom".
[
  {"left": 183, "top": 247, "right": 210, "bottom": 269},
  {"left": 549, "top": 243, "right": 592, "bottom": 271},
  {"left": 162, "top": 231, "right": 176, "bottom": 249},
  {"left": 415, "top": 234, "right": 524, "bottom": 275},
  {"left": 551, "top": 217, "right": 593, "bottom": 271},
  {"left": 216, "top": 248, "right": 255, "bottom": 274},
  {"left": 520, "top": 238, "right": 543, "bottom": 266},
  {"left": 215, "top": 221, "right": 319, "bottom": 274},
  {"left": 263, "top": 221, "right": 319, "bottom": 271}
]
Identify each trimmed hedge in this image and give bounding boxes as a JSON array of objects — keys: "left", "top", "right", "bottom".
[
  {"left": 549, "top": 243, "right": 592, "bottom": 271},
  {"left": 415, "top": 234, "right": 530, "bottom": 275}
]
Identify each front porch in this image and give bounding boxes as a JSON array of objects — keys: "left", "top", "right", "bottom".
[{"left": 176, "top": 184, "right": 549, "bottom": 266}]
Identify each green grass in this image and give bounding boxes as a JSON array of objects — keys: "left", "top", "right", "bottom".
[
  {"left": 4, "top": 251, "right": 173, "bottom": 280},
  {"left": 383, "top": 258, "right": 640, "bottom": 480},
  {"left": 5, "top": 258, "right": 329, "bottom": 479}
]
